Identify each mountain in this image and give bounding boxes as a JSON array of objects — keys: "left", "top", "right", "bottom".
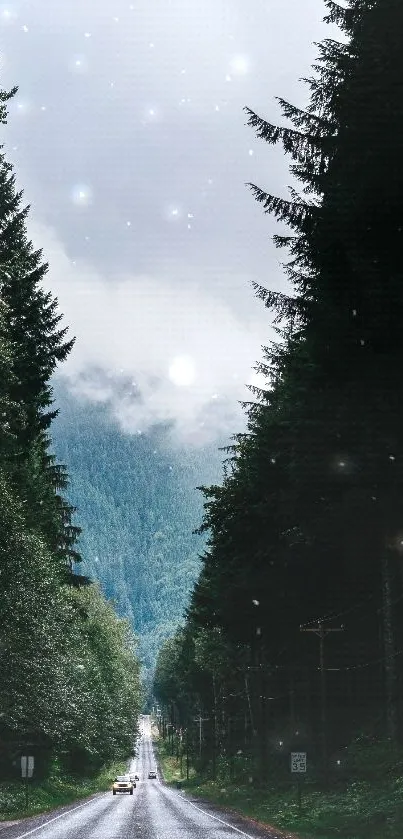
[{"left": 50, "top": 378, "right": 224, "bottom": 673}]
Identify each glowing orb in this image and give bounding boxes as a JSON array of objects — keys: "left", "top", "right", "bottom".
[
  {"left": 71, "top": 184, "right": 92, "bottom": 206},
  {"left": 143, "top": 104, "right": 161, "bottom": 122},
  {"left": 15, "top": 100, "right": 30, "bottom": 114},
  {"left": 69, "top": 54, "right": 89, "bottom": 73},
  {"left": 1, "top": 7, "right": 17, "bottom": 23},
  {"left": 165, "top": 204, "right": 182, "bottom": 221},
  {"left": 230, "top": 55, "right": 249, "bottom": 75},
  {"left": 168, "top": 356, "right": 196, "bottom": 387}
]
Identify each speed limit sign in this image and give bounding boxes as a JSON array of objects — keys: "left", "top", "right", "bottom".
[{"left": 291, "top": 752, "right": 306, "bottom": 773}]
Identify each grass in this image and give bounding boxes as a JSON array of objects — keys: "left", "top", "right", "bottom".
[
  {"left": 154, "top": 734, "right": 403, "bottom": 839},
  {"left": 0, "top": 759, "right": 128, "bottom": 822}
]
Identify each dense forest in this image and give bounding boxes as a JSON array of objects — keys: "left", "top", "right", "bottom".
[
  {"left": 50, "top": 380, "right": 223, "bottom": 677},
  {"left": 0, "top": 85, "right": 142, "bottom": 780},
  {"left": 154, "top": 0, "right": 403, "bottom": 789}
]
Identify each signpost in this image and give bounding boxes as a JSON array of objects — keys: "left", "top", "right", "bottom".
[
  {"left": 291, "top": 751, "right": 306, "bottom": 813},
  {"left": 21, "top": 755, "right": 34, "bottom": 810}
]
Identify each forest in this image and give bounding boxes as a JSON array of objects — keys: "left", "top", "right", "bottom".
[
  {"left": 50, "top": 380, "right": 223, "bottom": 678},
  {"left": 0, "top": 84, "right": 142, "bottom": 783},
  {"left": 154, "top": 0, "right": 403, "bottom": 801}
]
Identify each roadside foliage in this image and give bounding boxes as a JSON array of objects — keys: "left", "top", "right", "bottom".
[
  {"left": 154, "top": 4, "right": 403, "bottom": 834},
  {"left": 0, "top": 85, "right": 141, "bottom": 781}
]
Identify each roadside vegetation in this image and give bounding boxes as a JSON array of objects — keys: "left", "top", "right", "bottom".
[
  {"left": 154, "top": 2, "right": 403, "bottom": 838},
  {"left": 155, "top": 729, "right": 403, "bottom": 839},
  {"left": 0, "top": 84, "right": 142, "bottom": 807},
  {"left": 0, "top": 760, "right": 127, "bottom": 822}
]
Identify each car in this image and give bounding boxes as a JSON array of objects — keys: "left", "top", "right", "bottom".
[
  {"left": 112, "top": 775, "right": 134, "bottom": 795},
  {"left": 129, "top": 774, "right": 137, "bottom": 786},
  {"left": 148, "top": 770, "right": 157, "bottom": 779}
]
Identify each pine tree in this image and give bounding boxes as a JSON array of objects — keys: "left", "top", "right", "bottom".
[
  {"left": 244, "top": 0, "right": 403, "bottom": 735},
  {"left": 0, "top": 84, "right": 80, "bottom": 572},
  {"left": 186, "top": 0, "right": 403, "bottom": 758}
]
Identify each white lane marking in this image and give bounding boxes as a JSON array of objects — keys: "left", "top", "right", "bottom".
[
  {"left": 176, "top": 793, "right": 257, "bottom": 838},
  {"left": 149, "top": 733, "right": 258, "bottom": 837},
  {"left": 10, "top": 794, "right": 107, "bottom": 839}
]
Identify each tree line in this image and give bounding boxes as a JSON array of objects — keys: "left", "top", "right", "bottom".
[
  {"left": 154, "top": 0, "right": 403, "bottom": 786},
  {"left": 0, "top": 84, "right": 142, "bottom": 779}
]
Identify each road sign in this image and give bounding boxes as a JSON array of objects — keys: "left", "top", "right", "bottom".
[
  {"left": 291, "top": 751, "right": 306, "bottom": 773},
  {"left": 21, "top": 756, "right": 34, "bottom": 779}
]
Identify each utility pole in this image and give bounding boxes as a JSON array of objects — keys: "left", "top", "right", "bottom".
[
  {"left": 170, "top": 704, "right": 175, "bottom": 755},
  {"left": 185, "top": 727, "right": 189, "bottom": 780},
  {"left": 300, "top": 621, "right": 344, "bottom": 784},
  {"left": 244, "top": 673, "right": 256, "bottom": 737},
  {"left": 289, "top": 671, "right": 296, "bottom": 730},
  {"left": 212, "top": 675, "right": 217, "bottom": 780},
  {"left": 193, "top": 714, "right": 209, "bottom": 760},
  {"left": 228, "top": 716, "right": 235, "bottom": 781},
  {"left": 382, "top": 542, "right": 399, "bottom": 744}
]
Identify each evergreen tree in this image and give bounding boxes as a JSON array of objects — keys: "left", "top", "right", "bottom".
[
  {"left": 170, "top": 0, "right": 403, "bottom": 777},
  {"left": 0, "top": 84, "right": 79, "bottom": 572},
  {"left": 0, "top": 81, "right": 141, "bottom": 773}
]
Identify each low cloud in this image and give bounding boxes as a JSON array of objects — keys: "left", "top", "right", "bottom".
[{"left": 31, "top": 221, "right": 272, "bottom": 444}]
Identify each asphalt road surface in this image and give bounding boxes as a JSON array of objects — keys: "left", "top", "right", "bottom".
[{"left": 0, "top": 717, "right": 281, "bottom": 839}]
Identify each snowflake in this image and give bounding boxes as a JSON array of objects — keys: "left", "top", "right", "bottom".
[{"left": 71, "top": 184, "right": 92, "bottom": 206}]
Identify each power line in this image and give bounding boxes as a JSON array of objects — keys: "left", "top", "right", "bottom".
[
  {"left": 269, "top": 590, "right": 403, "bottom": 669},
  {"left": 343, "top": 647, "right": 403, "bottom": 672},
  {"left": 300, "top": 594, "right": 375, "bottom": 629}
]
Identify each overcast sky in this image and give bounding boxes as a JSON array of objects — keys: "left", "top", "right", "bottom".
[{"left": 0, "top": 0, "right": 332, "bottom": 445}]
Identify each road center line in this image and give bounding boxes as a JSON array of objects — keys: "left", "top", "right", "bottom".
[
  {"left": 177, "top": 793, "right": 259, "bottom": 838},
  {"left": 10, "top": 794, "right": 107, "bottom": 839}
]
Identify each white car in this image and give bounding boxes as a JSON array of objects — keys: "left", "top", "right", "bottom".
[{"left": 112, "top": 775, "right": 134, "bottom": 795}]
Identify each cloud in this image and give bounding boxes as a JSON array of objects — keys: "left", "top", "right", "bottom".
[
  {"left": 31, "top": 220, "right": 271, "bottom": 444},
  {"left": 3, "top": 0, "right": 333, "bottom": 446}
]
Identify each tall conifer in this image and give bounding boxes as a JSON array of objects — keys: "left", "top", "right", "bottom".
[{"left": 0, "top": 84, "right": 79, "bottom": 571}]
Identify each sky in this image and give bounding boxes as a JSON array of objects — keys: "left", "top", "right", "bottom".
[{"left": 0, "top": 0, "right": 332, "bottom": 445}]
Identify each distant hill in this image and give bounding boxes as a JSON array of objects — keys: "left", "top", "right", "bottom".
[{"left": 50, "top": 378, "right": 224, "bottom": 673}]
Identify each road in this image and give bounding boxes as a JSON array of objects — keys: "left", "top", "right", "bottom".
[{"left": 0, "top": 717, "right": 281, "bottom": 839}]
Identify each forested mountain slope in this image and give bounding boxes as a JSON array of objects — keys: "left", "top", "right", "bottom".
[{"left": 50, "top": 378, "right": 223, "bottom": 671}]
